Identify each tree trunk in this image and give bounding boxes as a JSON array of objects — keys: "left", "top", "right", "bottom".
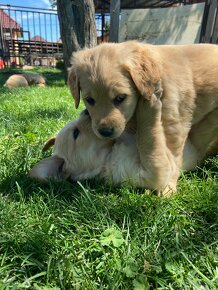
[{"left": 57, "top": 0, "right": 97, "bottom": 80}]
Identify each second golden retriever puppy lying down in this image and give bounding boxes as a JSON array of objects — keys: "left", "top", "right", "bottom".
[
  {"left": 29, "top": 110, "right": 217, "bottom": 191},
  {"left": 4, "top": 73, "right": 46, "bottom": 88}
]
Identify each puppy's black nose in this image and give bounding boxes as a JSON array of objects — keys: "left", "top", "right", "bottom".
[{"left": 98, "top": 127, "right": 114, "bottom": 137}]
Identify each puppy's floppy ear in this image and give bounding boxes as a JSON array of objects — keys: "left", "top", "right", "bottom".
[
  {"left": 42, "top": 137, "right": 56, "bottom": 152},
  {"left": 123, "top": 47, "right": 162, "bottom": 100},
  {"left": 28, "top": 156, "right": 64, "bottom": 182},
  {"left": 68, "top": 66, "right": 80, "bottom": 109}
]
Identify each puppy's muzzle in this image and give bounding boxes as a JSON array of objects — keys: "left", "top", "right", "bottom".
[{"left": 98, "top": 127, "right": 114, "bottom": 138}]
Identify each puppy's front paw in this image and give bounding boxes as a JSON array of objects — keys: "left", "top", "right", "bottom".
[
  {"left": 151, "top": 79, "right": 163, "bottom": 101},
  {"left": 139, "top": 94, "right": 162, "bottom": 112},
  {"left": 150, "top": 93, "right": 162, "bottom": 108},
  {"left": 154, "top": 81, "right": 163, "bottom": 100}
]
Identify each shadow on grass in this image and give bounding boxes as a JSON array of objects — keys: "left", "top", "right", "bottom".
[
  {"left": 41, "top": 70, "right": 65, "bottom": 87},
  {"left": 181, "top": 155, "right": 218, "bottom": 180},
  {"left": 21, "top": 107, "right": 71, "bottom": 121},
  {"left": 1, "top": 154, "right": 217, "bottom": 211},
  {"left": 1, "top": 164, "right": 217, "bottom": 226},
  {"left": 0, "top": 169, "right": 149, "bottom": 219},
  {"left": 1, "top": 153, "right": 217, "bottom": 204},
  {"left": 0, "top": 173, "right": 75, "bottom": 201},
  {"left": 0, "top": 106, "right": 74, "bottom": 126}
]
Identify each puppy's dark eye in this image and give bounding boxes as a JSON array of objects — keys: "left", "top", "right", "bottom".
[
  {"left": 73, "top": 128, "right": 80, "bottom": 140},
  {"left": 85, "top": 97, "right": 95, "bottom": 106},
  {"left": 113, "top": 94, "right": 126, "bottom": 106}
]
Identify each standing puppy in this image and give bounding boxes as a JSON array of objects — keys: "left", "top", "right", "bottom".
[{"left": 68, "top": 41, "right": 218, "bottom": 195}]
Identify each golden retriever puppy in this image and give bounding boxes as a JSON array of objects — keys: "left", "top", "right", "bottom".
[
  {"left": 29, "top": 110, "right": 217, "bottom": 191},
  {"left": 68, "top": 41, "right": 218, "bottom": 195},
  {"left": 3, "top": 73, "right": 46, "bottom": 88},
  {"left": 22, "top": 73, "right": 46, "bottom": 87},
  {"left": 4, "top": 74, "right": 28, "bottom": 88}
]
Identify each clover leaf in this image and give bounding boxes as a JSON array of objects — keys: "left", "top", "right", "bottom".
[{"left": 100, "top": 228, "right": 124, "bottom": 248}]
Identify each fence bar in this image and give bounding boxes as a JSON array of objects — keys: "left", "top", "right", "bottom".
[{"left": 109, "top": 0, "right": 120, "bottom": 42}]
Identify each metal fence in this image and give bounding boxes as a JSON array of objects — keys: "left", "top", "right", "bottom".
[
  {"left": 0, "top": 4, "right": 63, "bottom": 68},
  {"left": 0, "top": 4, "right": 110, "bottom": 68},
  {"left": 95, "top": 13, "right": 110, "bottom": 43}
]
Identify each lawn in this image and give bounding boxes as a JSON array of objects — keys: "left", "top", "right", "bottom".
[{"left": 0, "top": 68, "right": 217, "bottom": 290}]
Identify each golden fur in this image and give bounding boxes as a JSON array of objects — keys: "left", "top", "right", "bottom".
[
  {"left": 22, "top": 73, "right": 46, "bottom": 86},
  {"left": 3, "top": 74, "right": 28, "bottom": 89},
  {"left": 68, "top": 41, "right": 218, "bottom": 195},
  {"left": 29, "top": 110, "right": 217, "bottom": 192},
  {"left": 4, "top": 73, "right": 46, "bottom": 88}
]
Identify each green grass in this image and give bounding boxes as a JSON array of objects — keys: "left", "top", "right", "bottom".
[{"left": 0, "top": 68, "right": 217, "bottom": 289}]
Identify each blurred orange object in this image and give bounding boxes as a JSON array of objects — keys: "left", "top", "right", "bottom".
[{"left": 0, "top": 58, "right": 4, "bottom": 69}]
